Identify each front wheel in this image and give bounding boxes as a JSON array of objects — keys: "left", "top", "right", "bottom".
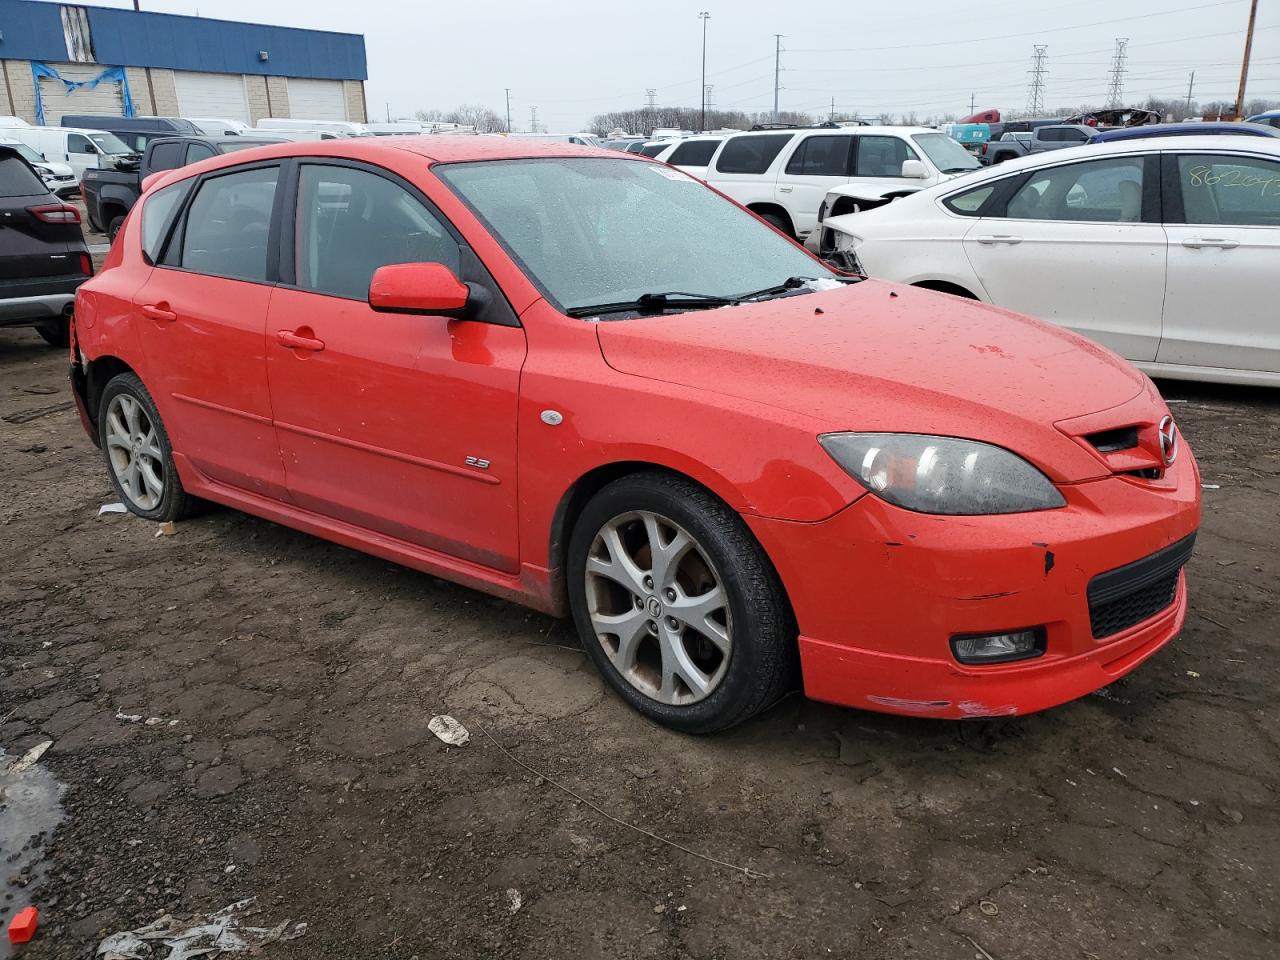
[
  {"left": 98, "top": 372, "right": 199, "bottom": 522},
  {"left": 567, "top": 472, "right": 796, "bottom": 733}
]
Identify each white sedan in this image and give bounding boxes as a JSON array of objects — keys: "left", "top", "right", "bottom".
[{"left": 820, "top": 136, "right": 1280, "bottom": 387}]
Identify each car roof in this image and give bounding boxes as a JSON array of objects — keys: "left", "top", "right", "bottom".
[
  {"left": 726, "top": 125, "right": 937, "bottom": 138},
  {"left": 143, "top": 135, "right": 635, "bottom": 192},
  {"left": 1093, "top": 121, "right": 1280, "bottom": 141}
]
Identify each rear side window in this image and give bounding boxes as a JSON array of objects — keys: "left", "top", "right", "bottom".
[
  {"left": 141, "top": 180, "right": 190, "bottom": 262},
  {"left": 294, "top": 164, "right": 460, "bottom": 301},
  {"left": 179, "top": 166, "right": 279, "bottom": 282},
  {"left": 668, "top": 139, "right": 720, "bottom": 166},
  {"left": 855, "top": 136, "right": 918, "bottom": 177},
  {"left": 714, "top": 134, "right": 793, "bottom": 174},
  {"left": 639, "top": 142, "right": 668, "bottom": 158},
  {"left": 147, "top": 142, "right": 184, "bottom": 172},
  {"left": 1175, "top": 154, "right": 1280, "bottom": 226},
  {"left": 186, "top": 143, "right": 216, "bottom": 164},
  {"left": 1040, "top": 128, "right": 1089, "bottom": 143},
  {"left": 784, "top": 136, "right": 852, "bottom": 177},
  {"left": 944, "top": 183, "right": 997, "bottom": 215},
  {"left": 0, "top": 155, "right": 47, "bottom": 197}
]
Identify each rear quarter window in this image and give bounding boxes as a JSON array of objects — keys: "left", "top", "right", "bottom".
[
  {"left": 0, "top": 155, "right": 47, "bottom": 197},
  {"left": 714, "top": 134, "right": 793, "bottom": 175},
  {"left": 141, "top": 180, "right": 191, "bottom": 262},
  {"left": 668, "top": 139, "right": 720, "bottom": 166}
]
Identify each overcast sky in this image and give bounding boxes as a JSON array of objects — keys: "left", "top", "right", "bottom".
[{"left": 81, "top": 0, "right": 1280, "bottom": 128}]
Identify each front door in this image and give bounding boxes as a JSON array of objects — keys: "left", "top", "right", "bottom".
[
  {"left": 264, "top": 161, "right": 526, "bottom": 571},
  {"left": 1159, "top": 151, "right": 1280, "bottom": 375},
  {"left": 133, "top": 163, "right": 286, "bottom": 498},
  {"left": 962, "top": 153, "right": 1166, "bottom": 361}
]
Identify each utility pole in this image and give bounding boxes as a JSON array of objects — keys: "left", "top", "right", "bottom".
[
  {"left": 1185, "top": 71, "right": 1196, "bottom": 117},
  {"left": 830, "top": 95, "right": 835, "bottom": 121},
  {"left": 1105, "top": 38, "right": 1129, "bottom": 109},
  {"left": 504, "top": 88, "right": 511, "bottom": 133},
  {"left": 1026, "top": 45, "right": 1047, "bottom": 116},
  {"left": 772, "top": 34, "right": 783, "bottom": 122},
  {"left": 698, "top": 12, "right": 710, "bottom": 133},
  {"left": 969, "top": 92, "right": 976, "bottom": 115},
  {"left": 1234, "top": 0, "right": 1259, "bottom": 119}
]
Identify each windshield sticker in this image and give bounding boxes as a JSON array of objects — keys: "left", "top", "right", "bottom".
[
  {"left": 649, "top": 165, "right": 696, "bottom": 182},
  {"left": 1186, "top": 164, "right": 1280, "bottom": 198}
]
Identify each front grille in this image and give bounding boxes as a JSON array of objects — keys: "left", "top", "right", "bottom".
[{"left": 1087, "top": 533, "right": 1196, "bottom": 639}]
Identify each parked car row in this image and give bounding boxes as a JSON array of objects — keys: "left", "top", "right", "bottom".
[{"left": 984, "top": 120, "right": 1280, "bottom": 165}]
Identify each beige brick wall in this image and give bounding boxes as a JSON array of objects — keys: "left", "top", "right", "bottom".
[
  {"left": 245, "top": 75, "right": 271, "bottom": 124},
  {"left": 148, "top": 68, "right": 180, "bottom": 116},
  {"left": 343, "top": 80, "right": 367, "bottom": 123},
  {"left": 2, "top": 60, "right": 39, "bottom": 124},
  {"left": 265, "top": 76, "right": 290, "bottom": 118}
]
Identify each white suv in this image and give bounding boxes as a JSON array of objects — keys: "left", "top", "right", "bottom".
[{"left": 702, "top": 126, "right": 980, "bottom": 241}]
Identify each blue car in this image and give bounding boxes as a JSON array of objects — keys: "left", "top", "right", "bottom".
[
  {"left": 1245, "top": 110, "right": 1280, "bottom": 130},
  {"left": 1092, "top": 121, "right": 1280, "bottom": 142}
]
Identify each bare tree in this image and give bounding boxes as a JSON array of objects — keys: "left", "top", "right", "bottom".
[{"left": 413, "top": 105, "right": 508, "bottom": 132}]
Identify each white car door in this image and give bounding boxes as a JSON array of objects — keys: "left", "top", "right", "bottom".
[
  {"left": 962, "top": 153, "right": 1166, "bottom": 361},
  {"left": 774, "top": 134, "right": 853, "bottom": 238},
  {"left": 1159, "top": 150, "right": 1280, "bottom": 375}
]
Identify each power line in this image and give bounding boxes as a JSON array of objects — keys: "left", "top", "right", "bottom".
[
  {"left": 1027, "top": 44, "right": 1048, "bottom": 114},
  {"left": 1105, "top": 37, "right": 1129, "bottom": 107}
]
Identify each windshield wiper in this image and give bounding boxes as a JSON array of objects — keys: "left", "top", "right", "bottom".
[{"left": 565, "top": 291, "right": 739, "bottom": 318}]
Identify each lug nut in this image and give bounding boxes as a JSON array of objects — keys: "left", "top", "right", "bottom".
[
  {"left": 643, "top": 575, "right": 654, "bottom": 590},
  {"left": 664, "top": 588, "right": 676, "bottom": 602},
  {"left": 666, "top": 617, "right": 680, "bottom": 631},
  {"left": 646, "top": 620, "right": 658, "bottom": 635}
]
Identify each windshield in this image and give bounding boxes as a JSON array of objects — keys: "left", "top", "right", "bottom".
[
  {"left": 8, "top": 142, "right": 45, "bottom": 164},
  {"left": 437, "top": 157, "right": 836, "bottom": 315},
  {"left": 88, "top": 132, "right": 133, "bottom": 154},
  {"left": 911, "top": 133, "right": 979, "bottom": 173}
]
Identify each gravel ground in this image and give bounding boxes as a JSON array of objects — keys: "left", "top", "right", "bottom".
[{"left": 1, "top": 269, "right": 1277, "bottom": 958}]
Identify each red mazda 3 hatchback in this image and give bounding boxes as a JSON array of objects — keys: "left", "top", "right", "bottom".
[{"left": 70, "top": 137, "right": 1200, "bottom": 732}]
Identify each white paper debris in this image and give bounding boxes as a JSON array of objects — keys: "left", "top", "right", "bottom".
[
  {"left": 115, "top": 711, "right": 143, "bottom": 723},
  {"left": 428, "top": 714, "right": 470, "bottom": 747},
  {"left": 800, "top": 278, "right": 846, "bottom": 292},
  {"left": 506, "top": 888, "right": 523, "bottom": 914},
  {"left": 96, "top": 897, "right": 305, "bottom": 960},
  {"left": 98, "top": 502, "right": 128, "bottom": 516},
  {"left": 6, "top": 740, "right": 53, "bottom": 776},
  {"left": 1201, "top": 483, "right": 1221, "bottom": 490}
]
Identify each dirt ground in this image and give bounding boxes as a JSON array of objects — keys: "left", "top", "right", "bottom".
[{"left": 2, "top": 273, "right": 1278, "bottom": 958}]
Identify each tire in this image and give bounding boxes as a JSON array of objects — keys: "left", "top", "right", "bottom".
[
  {"left": 35, "top": 318, "right": 69, "bottom": 348},
  {"left": 107, "top": 215, "right": 125, "bottom": 242},
  {"left": 759, "top": 212, "right": 792, "bottom": 237},
  {"left": 98, "top": 372, "right": 200, "bottom": 522},
  {"left": 567, "top": 471, "right": 797, "bottom": 734}
]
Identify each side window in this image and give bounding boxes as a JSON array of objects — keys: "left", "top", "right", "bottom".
[
  {"left": 179, "top": 166, "right": 279, "bottom": 282},
  {"left": 147, "top": 142, "right": 184, "bottom": 172},
  {"left": 668, "top": 139, "right": 719, "bottom": 166},
  {"left": 714, "top": 134, "right": 793, "bottom": 175},
  {"left": 638, "top": 142, "right": 668, "bottom": 158},
  {"left": 68, "top": 134, "right": 96, "bottom": 155},
  {"left": 185, "top": 142, "right": 216, "bottom": 165},
  {"left": 295, "top": 164, "right": 460, "bottom": 301},
  {"left": 855, "top": 136, "right": 917, "bottom": 177},
  {"left": 785, "top": 136, "right": 852, "bottom": 177},
  {"left": 943, "top": 183, "right": 997, "bottom": 216},
  {"left": 141, "top": 179, "right": 191, "bottom": 262},
  {"left": 1006, "top": 157, "right": 1144, "bottom": 223},
  {"left": 1175, "top": 154, "right": 1280, "bottom": 227}
]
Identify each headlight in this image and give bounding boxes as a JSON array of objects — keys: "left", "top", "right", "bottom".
[{"left": 819, "top": 433, "right": 1065, "bottom": 515}]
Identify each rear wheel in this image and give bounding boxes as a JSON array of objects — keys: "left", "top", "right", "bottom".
[
  {"left": 98, "top": 373, "right": 199, "bottom": 522},
  {"left": 107, "top": 214, "right": 125, "bottom": 242},
  {"left": 568, "top": 472, "right": 796, "bottom": 733},
  {"left": 35, "top": 318, "right": 69, "bottom": 348},
  {"left": 759, "top": 211, "right": 792, "bottom": 237}
]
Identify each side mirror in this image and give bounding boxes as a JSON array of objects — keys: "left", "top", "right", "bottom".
[
  {"left": 369, "top": 262, "right": 471, "bottom": 316},
  {"left": 901, "top": 159, "right": 928, "bottom": 179}
]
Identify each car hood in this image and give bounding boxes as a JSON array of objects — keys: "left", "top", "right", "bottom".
[{"left": 594, "top": 280, "right": 1149, "bottom": 483}]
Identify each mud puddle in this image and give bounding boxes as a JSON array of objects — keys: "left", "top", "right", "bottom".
[{"left": 0, "top": 745, "right": 64, "bottom": 957}]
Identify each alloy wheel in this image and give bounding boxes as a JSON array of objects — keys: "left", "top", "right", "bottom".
[
  {"left": 104, "top": 394, "right": 165, "bottom": 511},
  {"left": 584, "top": 510, "right": 732, "bottom": 705}
]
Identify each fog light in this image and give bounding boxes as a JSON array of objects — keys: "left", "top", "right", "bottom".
[{"left": 950, "top": 628, "right": 1046, "bottom": 665}]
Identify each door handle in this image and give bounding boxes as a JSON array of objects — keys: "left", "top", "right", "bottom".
[
  {"left": 140, "top": 302, "right": 177, "bottom": 322},
  {"left": 1181, "top": 238, "right": 1238, "bottom": 249},
  {"left": 778, "top": 185, "right": 794, "bottom": 193},
  {"left": 974, "top": 235, "right": 1023, "bottom": 245},
  {"left": 275, "top": 329, "right": 325, "bottom": 352}
]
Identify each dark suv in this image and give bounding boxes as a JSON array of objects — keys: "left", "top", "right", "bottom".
[{"left": 0, "top": 145, "right": 91, "bottom": 347}]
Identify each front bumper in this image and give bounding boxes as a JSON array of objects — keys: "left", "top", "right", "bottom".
[{"left": 746, "top": 449, "right": 1201, "bottom": 718}]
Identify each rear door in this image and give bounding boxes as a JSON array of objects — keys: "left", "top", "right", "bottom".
[
  {"left": 1159, "top": 150, "right": 1280, "bottom": 374},
  {"left": 0, "top": 155, "right": 82, "bottom": 298},
  {"left": 962, "top": 153, "right": 1166, "bottom": 361},
  {"left": 774, "top": 134, "right": 853, "bottom": 238},
  {"left": 705, "top": 133, "right": 794, "bottom": 210},
  {"left": 131, "top": 162, "right": 287, "bottom": 498}
]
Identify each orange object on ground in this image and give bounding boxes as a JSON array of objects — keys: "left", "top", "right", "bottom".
[{"left": 7, "top": 906, "right": 39, "bottom": 944}]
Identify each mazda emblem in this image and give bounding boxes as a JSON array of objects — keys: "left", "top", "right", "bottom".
[{"left": 1158, "top": 415, "right": 1178, "bottom": 466}]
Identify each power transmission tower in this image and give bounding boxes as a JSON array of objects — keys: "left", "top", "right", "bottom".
[
  {"left": 772, "top": 34, "right": 783, "bottom": 122},
  {"left": 704, "top": 84, "right": 714, "bottom": 112},
  {"left": 1105, "top": 38, "right": 1129, "bottom": 108},
  {"left": 529, "top": 105, "right": 538, "bottom": 134},
  {"left": 1026, "top": 45, "right": 1047, "bottom": 116},
  {"left": 646, "top": 88, "right": 657, "bottom": 110},
  {"left": 1185, "top": 71, "right": 1195, "bottom": 116}
]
